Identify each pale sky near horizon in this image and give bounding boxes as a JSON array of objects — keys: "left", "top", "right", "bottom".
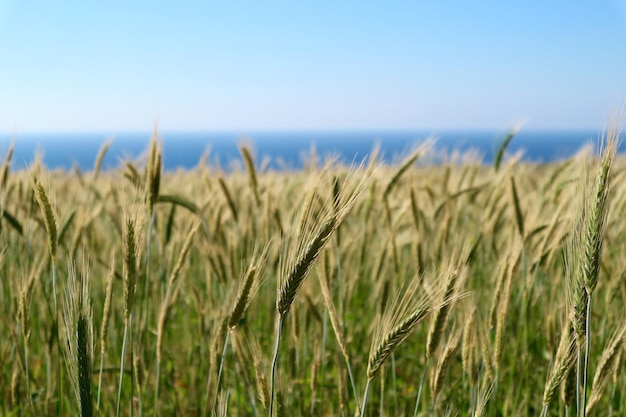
[{"left": 0, "top": 1, "right": 625, "bottom": 133}]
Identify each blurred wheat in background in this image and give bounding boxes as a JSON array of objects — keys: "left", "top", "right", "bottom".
[{"left": 1, "top": 119, "right": 625, "bottom": 417}]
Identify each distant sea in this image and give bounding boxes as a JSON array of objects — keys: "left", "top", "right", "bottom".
[{"left": 0, "top": 130, "right": 616, "bottom": 172}]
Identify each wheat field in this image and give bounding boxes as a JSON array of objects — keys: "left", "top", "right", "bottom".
[{"left": 1, "top": 128, "right": 625, "bottom": 417}]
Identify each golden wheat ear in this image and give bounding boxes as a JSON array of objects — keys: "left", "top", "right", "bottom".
[
  {"left": 228, "top": 243, "right": 270, "bottom": 330},
  {"left": 33, "top": 176, "right": 58, "bottom": 260}
]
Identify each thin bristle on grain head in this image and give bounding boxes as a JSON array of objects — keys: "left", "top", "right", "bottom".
[
  {"left": 473, "top": 378, "right": 494, "bottom": 417},
  {"left": 33, "top": 176, "right": 58, "bottom": 259}
]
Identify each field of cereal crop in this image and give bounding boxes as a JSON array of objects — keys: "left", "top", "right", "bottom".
[{"left": 1, "top": 123, "right": 625, "bottom": 416}]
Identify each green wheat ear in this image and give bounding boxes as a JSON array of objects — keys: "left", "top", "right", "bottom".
[
  {"left": 33, "top": 177, "right": 58, "bottom": 260},
  {"left": 61, "top": 260, "right": 94, "bottom": 417}
]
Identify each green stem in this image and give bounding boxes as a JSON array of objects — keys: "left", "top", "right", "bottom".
[
  {"left": 494, "top": 370, "right": 499, "bottom": 417},
  {"left": 391, "top": 354, "right": 398, "bottom": 415},
  {"left": 413, "top": 357, "right": 429, "bottom": 417},
  {"left": 344, "top": 355, "right": 360, "bottom": 415},
  {"left": 97, "top": 347, "right": 105, "bottom": 414},
  {"left": 139, "top": 211, "right": 155, "bottom": 332},
  {"left": 469, "top": 385, "right": 476, "bottom": 417},
  {"left": 360, "top": 379, "right": 371, "bottom": 417},
  {"left": 202, "top": 358, "right": 214, "bottom": 417},
  {"left": 269, "top": 315, "right": 284, "bottom": 417},
  {"left": 24, "top": 340, "right": 34, "bottom": 414},
  {"left": 430, "top": 391, "right": 439, "bottom": 417},
  {"left": 154, "top": 353, "right": 161, "bottom": 417},
  {"left": 213, "top": 332, "right": 231, "bottom": 415},
  {"left": 116, "top": 315, "right": 132, "bottom": 417},
  {"left": 582, "top": 296, "right": 592, "bottom": 417},
  {"left": 577, "top": 345, "right": 582, "bottom": 417},
  {"left": 52, "top": 260, "right": 63, "bottom": 417}
]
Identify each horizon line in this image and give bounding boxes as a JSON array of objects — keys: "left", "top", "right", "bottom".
[{"left": 0, "top": 127, "right": 604, "bottom": 136}]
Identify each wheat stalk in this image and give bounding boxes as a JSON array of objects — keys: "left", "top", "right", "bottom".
[
  {"left": 97, "top": 253, "right": 116, "bottom": 412},
  {"left": 566, "top": 121, "right": 619, "bottom": 416},
  {"left": 270, "top": 167, "right": 370, "bottom": 417},
  {"left": 211, "top": 244, "right": 269, "bottom": 415}
]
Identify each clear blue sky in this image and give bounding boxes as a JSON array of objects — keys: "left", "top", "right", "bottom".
[{"left": 1, "top": 1, "right": 625, "bottom": 132}]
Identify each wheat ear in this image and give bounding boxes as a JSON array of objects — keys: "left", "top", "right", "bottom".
[
  {"left": 116, "top": 212, "right": 142, "bottom": 417},
  {"left": 585, "top": 324, "right": 626, "bottom": 415},
  {"left": 61, "top": 260, "right": 94, "bottom": 417},
  {"left": 93, "top": 139, "right": 112, "bottom": 181},
  {"left": 540, "top": 325, "right": 576, "bottom": 416},
  {"left": 362, "top": 274, "right": 436, "bottom": 417},
  {"left": 240, "top": 145, "right": 261, "bottom": 206}
]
